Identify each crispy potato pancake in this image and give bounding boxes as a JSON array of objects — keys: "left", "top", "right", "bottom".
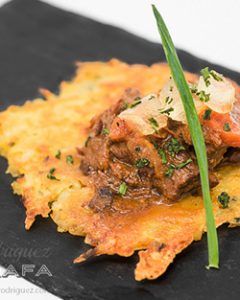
[{"left": 0, "top": 59, "right": 240, "bottom": 280}]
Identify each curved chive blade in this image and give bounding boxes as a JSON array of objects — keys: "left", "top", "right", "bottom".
[{"left": 152, "top": 5, "right": 219, "bottom": 269}]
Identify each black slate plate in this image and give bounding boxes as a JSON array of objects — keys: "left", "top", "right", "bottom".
[{"left": 0, "top": 0, "right": 239, "bottom": 299}]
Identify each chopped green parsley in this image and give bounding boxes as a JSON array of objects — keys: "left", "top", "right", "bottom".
[
  {"left": 200, "top": 67, "right": 211, "bottom": 86},
  {"left": 200, "top": 67, "right": 223, "bottom": 87},
  {"left": 217, "top": 192, "right": 230, "bottom": 209},
  {"left": 164, "top": 158, "right": 192, "bottom": 177},
  {"left": 203, "top": 109, "right": 212, "bottom": 120},
  {"left": 55, "top": 150, "right": 61, "bottom": 160},
  {"left": 223, "top": 123, "right": 231, "bottom": 132},
  {"left": 165, "top": 164, "right": 175, "bottom": 177},
  {"left": 102, "top": 128, "right": 110, "bottom": 135},
  {"left": 158, "top": 148, "right": 167, "bottom": 164},
  {"left": 66, "top": 155, "right": 74, "bottom": 165},
  {"left": 210, "top": 70, "right": 223, "bottom": 82},
  {"left": 47, "top": 168, "right": 60, "bottom": 181},
  {"left": 175, "top": 158, "right": 192, "bottom": 169},
  {"left": 148, "top": 95, "right": 155, "bottom": 100},
  {"left": 190, "top": 84, "right": 198, "bottom": 94},
  {"left": 130, "top": 100, "right": 142, "bottom": 108},
  {"left": 196, "top": 90, "right": 210, "bottom": 102},
  {"left": 135, "top": 146, "right": 141, "bottom": 152},
  {"left": 159, "top": 107, "right": 174, "bottom": 116},
  {"left": 149, "top": 117, "right": 159, "bottom": 132},
  {"left": 167, "top": 138, "right": 185, "bottom": 157},
  {"left": 135, "top": 158, "right": 150, "bottom": 168},
  {"left": 119, "top": 182, "right": 128, "bottom": 196},
  {"left": 165, "top": 96, "right": 173, "bottom": 104}
]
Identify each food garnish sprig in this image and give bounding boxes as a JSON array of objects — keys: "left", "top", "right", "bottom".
[{"left": 152, "top": 5, "right": 219, "bottom": 269}]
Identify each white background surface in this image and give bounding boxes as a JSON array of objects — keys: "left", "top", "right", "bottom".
[
  {"left": 0, "top": 0, "right": 238, "bottom": 71},
  {"left": 0, "top": 0, "right": 239, "bottom": 299}
]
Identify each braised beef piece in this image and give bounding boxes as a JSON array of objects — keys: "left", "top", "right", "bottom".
[
  {"left": 79, "top": 90, "right": 240, "bottom": 208},
  {"left": 166, "top": 118, "right": 228, "bottom": 168}
]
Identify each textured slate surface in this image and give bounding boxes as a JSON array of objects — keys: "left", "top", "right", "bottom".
[{"left": 0, "top": 0, "right": 239, "bottom": 299}]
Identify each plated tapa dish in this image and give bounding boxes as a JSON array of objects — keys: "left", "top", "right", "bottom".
[{"left": 0, "top": 6, "right": 240, "bottom": 281}]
